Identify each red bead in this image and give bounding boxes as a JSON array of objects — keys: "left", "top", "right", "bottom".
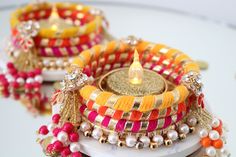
[
  {"left": 62, "top": 122, "right": 74, "bottom": 133},
  {"left": 12, "top": 81, "right": 20, "bottom": 88},
  {"left": 27, "top": 71, "right": 35, "bottom": 78},
  {"left": 53, "top": 141, "right": 63, "bottom": 152},
  {"left": 34, "top": 68, "right": 42, "bottom": 75},
  {"left": 24, "top": 83, "right": 33, "bottom": 90},
  {"left": 33, "top": 82, "right": 41, "bottom": 89},
  {"left": 13, "top": 93, "right": 20, "bottom": 100},
  {"left": 39, "top": 125, "right": 49, "bottom": 135},
  {"left": 71, "top": 152, "right": 82, "bottom": 157},
  {"left": 7, "top": 62, "right": 15, "bottom": 69},
  {"left": 18, "top": 72, "right": 27, "bottom": 79},
  {"left": 46, "top": 144, "right": 54, "bottom": 153},
  {"left": 69, "top": 132, "right": 79, "bottom": 142},
  {"left": 2, "top": 89, "right": 10, "bottom": 97},
  {"left": 9, "top": 68, "right": 17, "bottom": 75},
  {"left": 61, "top": 147, "right": 71, "bottom": 157},
  {"left": 53, "top": 127, "right": 61, "bottom": 137},
  {"left": 25, "top": 93, "right": 33, "bottom": 99},
  {"left": 13, "top": 74, "right": 19, "bottom": 79},
  {"left": 1, "top": 80, "right": 9, "bottom": 88},
  {"left": 52, "top": 114, "right": 61, "bottom": 124}
]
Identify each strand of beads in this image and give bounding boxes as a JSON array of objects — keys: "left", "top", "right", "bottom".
[
  {"left": 198, "top": 118, "right": 230, "bottom": 157},
  {"left": 38, "top": 114, "right": 82, "bottom": 157},
  {"left": 0, "top": 62, "right": 49, "bottom": 114}
]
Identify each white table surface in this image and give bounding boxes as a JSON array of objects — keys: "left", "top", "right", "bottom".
[{"left": 0, "top": 1, "right": 235, "bottom": 157}]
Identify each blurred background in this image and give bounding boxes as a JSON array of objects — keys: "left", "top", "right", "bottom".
[{"left": 0, "top": 0, "right": 235, "bottom": 157}]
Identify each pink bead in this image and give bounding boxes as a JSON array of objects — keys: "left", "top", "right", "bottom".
[
  {"left": 12, "top": 81, "right": 20, "bottom": 88},
  {"left": 34, "top": 68, "right": 42, "bottom": 75},
  {"left": 27, "top": 71, "right": 35, "bottom": 78},
  {"left": 9, "top": 68, "right": 17, "bottom": 75},
  {"left": 39, "top": 125, "right": 49, "bottom": 135},
  {"left": 18, "top": 72, "right": 27, "bottom": 79},
  {"left": 7, "top": 62, "right": 15, "bottom": 69},
  {"left": 13, "top": 93, "right": 20, "bottom": 100},
  {"left": 26, "top": 93, "right": 33, "bottom": 99},
  {"left": 46, "top": 144, "right": 54, "bottom": 153},
  {"left": 53, "top": 127, "right": 61, "bottom": 137},
  {"left": 71, "top": 152, "right": 82, "bottom": 157},
  {"left": 61, "top": 147, "right": 71, "bottom": 157},
  {"left": 24, "top": 83, "right": 33, "bottom": 90},
  {"left": 53, "top": 141, "right": 63, "bottom": 152},
  {"left": 69, "top": 132, "right": 79, "bottom": 142},
  {"left": 62, "top": 122, "right": 74, "bottom": 133},
  {"left": 2, "top": 89, "right": 10, "bottom": 97},
  {"left": 33, "top": 82, "right": 41, "bottom": 89},
  {"left": 52, "top": 114, "right": 61, "bottom": 124}
]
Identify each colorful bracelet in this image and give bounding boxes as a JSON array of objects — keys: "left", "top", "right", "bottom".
[
  {"left": 10, "top": 2, "right": 105, "bottom": 38},
  {"left": 80, "top": 104, "right": 189, "bottom": 133},
  {"left": 37, "top": 35, "right": 102, "bottom": 57}
]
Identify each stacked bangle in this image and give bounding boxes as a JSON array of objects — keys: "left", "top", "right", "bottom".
[
  {"left": 8, "top": 2, "right": 110, "bottom": 71},
  {"left": 53, "top": 37, "right": 202, "bottom": 149}
]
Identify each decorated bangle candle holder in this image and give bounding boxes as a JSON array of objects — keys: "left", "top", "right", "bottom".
[
  {"left": 0, "top": 2, "right": 112, "bottom": 114},
  {"left": 37, "top": 36, "right": 230, "bottom": 157}
]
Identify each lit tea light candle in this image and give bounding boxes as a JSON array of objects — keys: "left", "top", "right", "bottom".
[
  {"left": 39, "top": 3, "right": 73, "bottom": 31},
  {"left": 128, "top": 49, "right": 143, "bottom": 85}
]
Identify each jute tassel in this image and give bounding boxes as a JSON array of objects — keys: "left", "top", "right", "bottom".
[{"left": 56, "top": 66, "right": 91, "bottom": 126}]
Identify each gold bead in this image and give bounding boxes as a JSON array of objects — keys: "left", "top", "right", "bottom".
[
  {"left": 99, "top": 136, "right": 107, "bottom": 144},
  {"left": 189, "top": 127, "right": 195, "bottom": 133},
  {"left": 149, "top": 142, "right": 158, "bottom": 149},
  {"left": 117, "top": 139, "right": 125, "bottom": 147},
  {"left": 179, "top": 133, "right": 186, "bottom": 140},
  {"left": 84, "top": 130, "right": 92, "bottom": 137},
  {"left": 164, "top": 139, "right": 173, "bottom": 146}
]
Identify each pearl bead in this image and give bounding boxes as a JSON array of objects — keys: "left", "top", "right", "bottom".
[
  {"left": 206, "top": 146, "right": 216, "bottom": 157},
  {"left": 126, "top": 135, "right": 137, "bottom": 147},
  {"left": 209, "top": 130, "right": 220, "bottom": 140},
  {"left": 80, "top": 122, "right": 91, "bottom": 132},
  {"left": 187, "top": 116, "right": 197, "bottom": 126},
  {"left": 56, "top": 59, "right": 63, "bottom": 67},
  {"left": 47, "top": 123, "right": 56, "bottom": 131},
  {"left": 43, "top": 60, "right": 50, "bottom": 66},
  {"left": 108, "top": 133, "right": 119, "bottom": 144},
  {"left": 6, "top": 74, "right": 14, "bottom": 82},
  {"left": 139, "top": 136, "right": 150, "bottom": 148},
  {"left": 26, "top": 77, "right": 34, "bottom": 83},
  {"left": 179, "top": 124, "right": 189, "bottom": 134},
  {"left": 167, "top": 130, "right": 178, "bottom": 141},
  {"left": 220, "top": 148, "right": 230, "bottom": 156},
  {"left": 69, "top": 142, "right": 80, "bottom": 153},
  {"left": 34, "top": 75, "right": 43, "bottom": 83},
  {"left": 92, "top": 128, "right": 103, "bottom": 140},
  {"left": 57, "top": 131, "right": 68, "bottom": 143},
  {"left": 152, "top": 135, "right": 164, "bottom": 145},
  {"left": 16, "top": 77, "right": 24, "bottom": 85},
  {"left": 211, "top": 118, "right": 220, "bottom": 128},
  {"left": 198, "top": 128, "right": 208, "bottom": 138}
]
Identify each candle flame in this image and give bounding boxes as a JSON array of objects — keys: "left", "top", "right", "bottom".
[{"left": 128, "top": 49, "right": 143, "bottom": 85}]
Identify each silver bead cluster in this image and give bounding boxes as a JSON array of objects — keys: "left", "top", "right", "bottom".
[
  {"left": 61, "top": 67, "right": 92, "bottom": 91},
  {"left": 122, "top": 35, "right": 141, "bottom": 46},
  {"left": 181, "top": 71, "right": 203, "bottom": 96}
]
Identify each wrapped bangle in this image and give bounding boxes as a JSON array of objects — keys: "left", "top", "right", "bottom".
[{"left": 10, "top": 2, "right": 105, "bottom": 38}]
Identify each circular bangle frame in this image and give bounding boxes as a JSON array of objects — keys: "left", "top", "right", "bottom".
[
  {"left": 72, "top": 40, "right": 200, "bottom": 113},
  {"left": 10, "top": 2, "right": 105, "bottom": 38}
]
